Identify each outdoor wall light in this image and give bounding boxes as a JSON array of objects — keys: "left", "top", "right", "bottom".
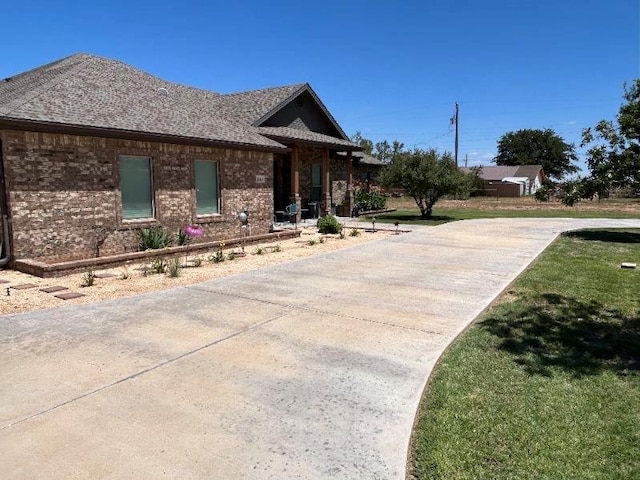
[{"left": 237, "top": 210, "right": 249, "bottom": 225}]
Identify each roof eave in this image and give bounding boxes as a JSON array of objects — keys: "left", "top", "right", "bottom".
[
  {"left": 0, "top": 118, "right": 290, "bottom": 154},
  {"left": 260, "top": 133, "right": 362, "bottom": 151}
]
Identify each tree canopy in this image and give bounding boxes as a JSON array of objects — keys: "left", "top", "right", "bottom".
[
  {"left": 351, "top": 132, "right": 404, "bottom": 163},
  {"left": 494, "top": 128, "right": 578, "bottom": 180},
  {"left": 579, "top": 79, "right": 640, "bottom": 196},
  {"left": 379, "top": 148, "right": 468, "bottom": 218}
]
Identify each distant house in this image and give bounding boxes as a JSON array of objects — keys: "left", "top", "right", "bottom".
[
  {"left": 461, "top": 165, "right": 545, "bottom": 197},
  {"left": 0, "top": 53, "right": 361, "bottom": 269}
]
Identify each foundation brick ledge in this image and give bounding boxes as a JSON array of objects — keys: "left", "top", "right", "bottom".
[{"left": 13, "top": 230, "right": 301, "bottom": 278}]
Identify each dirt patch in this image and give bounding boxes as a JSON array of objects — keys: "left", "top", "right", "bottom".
[{"left": 0, "top": 228, "right": 392, "bottom": 316}]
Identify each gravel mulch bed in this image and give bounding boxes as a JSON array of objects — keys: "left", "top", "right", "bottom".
[{"left": 0, "top": 228, "right": 392, "bottom": 316}]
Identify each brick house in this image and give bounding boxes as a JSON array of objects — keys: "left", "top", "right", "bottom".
[{"left": 0, "top": 54, "right": 360, "bottom": 268}]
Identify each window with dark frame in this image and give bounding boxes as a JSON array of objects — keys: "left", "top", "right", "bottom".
[
  {"left": 119, "top": 156, "right": 154, "bottom": 220},
  {"left": 195, "top": 160, "right": 220, "bottom": 215}
]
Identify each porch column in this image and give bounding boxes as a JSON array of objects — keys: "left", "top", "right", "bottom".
[
  {"left": 322, "top": 147, "right": 331, "bottom": 215},
  {"left": 346, "top": 150, "right": 354, "bottom": 217},
  {"left": 290, "top": 145, "right": 302, "bottom": 222}
]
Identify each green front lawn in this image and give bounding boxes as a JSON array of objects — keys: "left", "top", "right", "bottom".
[
  {"left": 368, "top": 197, "right": 640, "bottom": 225},
  {"left": 409, "top": 229, "right": 640, "bottom": 479}
]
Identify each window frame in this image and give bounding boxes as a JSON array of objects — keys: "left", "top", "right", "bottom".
[
  {"left": 194, "top": 159, "right": 221, "bottom": 217},
  {"left": 118, "top": 155, "right": 155, "bottom": 222}
]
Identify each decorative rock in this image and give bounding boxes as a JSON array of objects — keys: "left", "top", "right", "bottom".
[
  {"left": 94, "top": 272, "right": 117, "bottom": 279},
  {"left": 621, "top": 262, "right": 637, "bottom": 269}
]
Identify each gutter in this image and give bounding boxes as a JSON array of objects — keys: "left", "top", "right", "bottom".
[{"left": 0, "top": 139, "right": 11, "bottom": 267}]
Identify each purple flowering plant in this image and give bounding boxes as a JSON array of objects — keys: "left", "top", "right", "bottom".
[{"left": 179, "top": 224, "right": 204, "bottom": 265}]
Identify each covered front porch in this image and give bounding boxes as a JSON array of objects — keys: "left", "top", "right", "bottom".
[{"left": 263, "top": 127, "right": 360, "bottom": 224}]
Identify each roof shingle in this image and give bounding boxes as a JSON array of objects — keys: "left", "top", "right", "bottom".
[{"left": 0, "top": 53, "right": 358, "bottom": 151}]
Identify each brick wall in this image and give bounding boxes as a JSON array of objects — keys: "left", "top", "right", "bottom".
[{"left": 1, "top": 130, "right": 274, "bottom": 262}]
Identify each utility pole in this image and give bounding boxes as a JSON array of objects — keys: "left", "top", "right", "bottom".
[
  {"left": 454, "top": 102, "right": 459, "bottom": 166},
  {"left": 465, "top": 153, "right": 468, "bottom": 168}
]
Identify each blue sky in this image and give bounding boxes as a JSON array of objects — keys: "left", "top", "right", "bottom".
[{"left": 2, "top": 0, "right": 638, "bottom": 172}]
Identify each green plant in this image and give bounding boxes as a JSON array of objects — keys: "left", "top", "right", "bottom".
[
  {"left": 227, "top": 251, "right": 236, "bottom": 261},
  {"left": 307, "top": 238, "right": 317, "bottom": 246},
  {"left": 350, "top": 227, "right": 361, "bottom": 237},
  {"left": 177, "top": 228, "right": 190, "bottom": 246},
  {"left": 273, "top": 244, "right": 282, "bottom": 252},
  {"left": 120, "top": 266, "right": 131, "bottom": 280},
  {"left": 192, "top": 256, "right": 202, "bottom": 267},
  {"left": 339, "top": 229, "right": 346, "bottom": 239},
  {"left": 80, "top": 268, "right": 95, "bottom": 287},
  {"left": 319, "top": 236, "right": 326, "bottom": 244},
  {"left": 254, "top": 246, "right": 265, "bottom": 255},
  {"left": 151, "top": 258, "right": 167, "bottom": 274},
  {"left": 167, "top": 257, "right": 181, "bottom": 278},
  {"left": 354, "top": 190, "right": 387, "bottom": 212},
  {"left": 209, "top": 242, "right": 226, "bottom": 263},
  {"left": 317, "top": 215, "right": 343, "bottom": 234},
  {"left": 142, "top": 265, "right": 149, "bottom": 277},
  {"left": 138, "top": 227, "right": 173, "bottom": 250}
]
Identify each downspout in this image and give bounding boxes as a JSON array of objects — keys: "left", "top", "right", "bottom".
[{"left": 0, "top": 139, "right": 12, "bottom": 267}]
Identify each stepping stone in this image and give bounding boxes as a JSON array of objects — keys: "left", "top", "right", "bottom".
[
  {"left": 94, "top": 272, "right": 117, "bottom": 279},
  {"left": 0, "top": 279, "right": 10, "bottom": 284},
  {"left": 54, "top": 292, "right": 85, "bottom": 300},
  {"left": 40, "top": 285, "right": 69, "bottom": 293},
  {"left": 11, "top": 283, "right": 38, "bottom": 290}
]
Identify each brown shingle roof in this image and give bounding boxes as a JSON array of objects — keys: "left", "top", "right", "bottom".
[
  {"left": 256, "top": 126, "right": 358, "bottom": 148},
  {"left": 0, "top": 53, "right": 357, "bottom": 151}
]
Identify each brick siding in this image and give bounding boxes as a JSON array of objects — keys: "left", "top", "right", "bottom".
[{"left": 1, "top": 130, "right": 274, "bottom": 262}]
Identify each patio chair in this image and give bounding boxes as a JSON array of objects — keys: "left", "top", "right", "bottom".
[{"left": 284, "top": 203, "right": 298, "bottom": 228}]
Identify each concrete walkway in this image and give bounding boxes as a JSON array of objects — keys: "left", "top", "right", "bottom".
[{"left": 1, "top": 218, "right": 639, "bottom": 479}]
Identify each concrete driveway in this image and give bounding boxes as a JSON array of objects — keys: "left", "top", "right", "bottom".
[{"left": 2, "top": 218, "right": 639, "bottom": 479}]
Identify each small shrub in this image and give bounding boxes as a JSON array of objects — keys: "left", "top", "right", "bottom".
[
  {"left": 80, "top": 268, "right": 95, "bottom": 287},
  {"left": 138, "top": 227, "right": 173, "bottom": 250},
  {"left": 339, "top": 229, "right": 346, "bottom": 240},
  {"left": 177, "top": 228, "right": 190, "bottom": 246},
  {"left": 167, "top": 258, "right": 181, "bottom": 278},
  {"left": 227, "top": 251, "right": 236, "bottom": 261},
  {"left": 307, "top": 238, "right": 317, "bottom": 246},
  {"left": 273, "top": 244, "right": 282, "bottom": 253},
  {"left": 120, "top": 266, "right": 131, "bottom": 280},
  {"left": 151, "top": 258, "right": 167, "bottom": 274},
  {"left": 192, "top": 256, "right": 202, "bottom": 267},
  {"left": 142, "top": 265, "right": 149, "bottom": 277},
  {"left": 350, "top": 228, "right": 361, "bottom": 237},
  {"left": 319, "top": 236, "right": 326, "bottom": 244},
  {"left": 354, "top": 191, "right": 387, "bottom": 212},
  {"left": 254, "top": 246, "right": 265, "bottom": 255},
  {"left": 535, "top": 185, "right": 551, "bottom": 202},
  {"left": 209, "top": 242, "right": 226, "bottom": 263},
  {"left": 317, "top": 215, "right": 343, "bottom": 234}
]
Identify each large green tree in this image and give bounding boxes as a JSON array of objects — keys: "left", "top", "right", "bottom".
[
  {"left": 580, "top": 79, "right": 640, "bottom": 196},
  {"left": 351, "top": 131, "right": 373, "bottom": 155},
  {"left": 379, "top": 149, "right": 468, "bottom": 218},
  {"left": 495, "top": 128, "right": 578, "bottom": 180}
]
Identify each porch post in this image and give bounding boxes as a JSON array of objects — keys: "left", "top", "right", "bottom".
[
  {"left": 346, "top": 150, "right": 354, "bottom": 217},
  {"left": 322, "top": 147, "right": 331, "bottom": 215},
  {"left": 290, "top": 145, "right": 302, "bottom": 222}
]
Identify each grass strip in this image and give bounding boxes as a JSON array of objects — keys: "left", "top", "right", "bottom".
[{"left": 410, "top": 229, "right": 640, "bottom": 479}]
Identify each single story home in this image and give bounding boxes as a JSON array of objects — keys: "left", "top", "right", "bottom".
[
  {"left": 461, "top": 165, "right": 545, "bottom": 196},
  {"left": 0, "top": 53, "right": 361, "bottom": 267}
]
